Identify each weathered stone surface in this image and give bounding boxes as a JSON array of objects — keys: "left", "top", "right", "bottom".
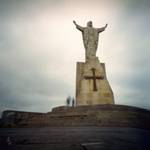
[
  {"left": 76, "top": 58, "right": 114, "bottom": 105},
  {"left": 74, "top": 21, "right": 114, "bottom": 106},
  {"left": 1, "top": 105, "right": 150, "bottom": 130},
  {"left": 1, "top": 110, "right": 47, "bottom": 127},
  {"left": 73, "top": 21, "right": 107, "bottom": 61}
]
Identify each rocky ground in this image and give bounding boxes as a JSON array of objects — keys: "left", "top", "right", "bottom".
[
  {"left": 1, "top": 105, "right": 150, "bottom": 129},
  {"left": 0, "top": 127, "right": 150, "bottom": 150}
]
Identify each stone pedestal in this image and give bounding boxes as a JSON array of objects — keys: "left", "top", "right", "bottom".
[{"left": 76, "top": 57, "right": 114, "bottom": 106}]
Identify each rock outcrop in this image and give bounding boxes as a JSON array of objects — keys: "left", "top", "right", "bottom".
[
  {"left": 1, "top": 104, "right": 150, "bottom": 129},
  {"left": 0, "top": 110, "right": 47, "bottom": 127}
]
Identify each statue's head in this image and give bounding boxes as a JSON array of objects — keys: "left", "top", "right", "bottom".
[{"left": 87, "top": 21, "right": 93, "bottom": 27}]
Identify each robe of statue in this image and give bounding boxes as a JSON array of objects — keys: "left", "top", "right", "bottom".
[{"left": 75, "top": 23, "right": 106, "bottom": 61}]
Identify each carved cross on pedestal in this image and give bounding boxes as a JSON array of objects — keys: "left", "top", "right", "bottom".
[{"left": 84, "top": 68, "right": 104, "bottom": 91}]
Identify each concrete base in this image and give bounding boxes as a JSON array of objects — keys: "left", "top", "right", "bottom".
[{"left": 76, "top": 58, "right": 114, "bottom": 105}]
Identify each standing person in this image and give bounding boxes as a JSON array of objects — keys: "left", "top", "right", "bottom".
[
  {"left": 72, "top": 97, "right": 75, "bottom": 107},
  {"left": 66, "top": 96, "right": 71, "bottom": 107}
]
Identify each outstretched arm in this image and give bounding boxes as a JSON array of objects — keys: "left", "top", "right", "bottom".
[
  {"left": 97, "top": 24, "right": 108, "bottom": 33},
  {"left": 73, "top": 20, "right": 84, "bottom": 32}
]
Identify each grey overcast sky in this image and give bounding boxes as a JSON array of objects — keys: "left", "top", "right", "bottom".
[{"left": 0, "top": 0, "right": 150, "bottom": 114}]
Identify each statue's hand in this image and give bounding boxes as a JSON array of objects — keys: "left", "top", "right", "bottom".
[{"left": 73, "top": 20, "right": 76, "bottom": 25}]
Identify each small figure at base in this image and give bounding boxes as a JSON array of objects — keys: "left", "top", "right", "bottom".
[
  {"left": 66, "top": 96, "right": 71, "bottom": 107},
  {"left": 72, "top": 97, "right": 75, "bottom": 107}
]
